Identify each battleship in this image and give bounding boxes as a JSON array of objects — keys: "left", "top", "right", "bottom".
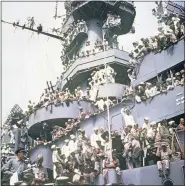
[{"left": 1, "top": 1, "right": 185, "bottom": 186}]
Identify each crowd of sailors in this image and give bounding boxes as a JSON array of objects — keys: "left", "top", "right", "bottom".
[
  {"left": 25, "top": 65, "right": 124, "bottom": 116},
  {"left": 48, "top": 116, "right": 184, "bottom": 182},
  {"left": 1, "top": 62, "right": 184, "bottom": 150},
  {"left": 61, "top": 13, "right": 185, "bottom": 73},
  {"left": 135, "top": 68, "right": 184, "bottom": 103},
  {"left": 61, "top": 35, "right": 119, "bottom": 71},
  {"left": 60, "top": 20, "right": 88, "bottom": 53},
  {"left": 16, "top": 15, "right": 121, "bottom": 72},
  {"left": 129, "top": 13, "right": 185, "bottom": 65},
  {"left": 2, "top": 5, "right": 185, "bottom": 185},
  {"left": 1, "top": 115, "right": 184, "bottom": 185}
]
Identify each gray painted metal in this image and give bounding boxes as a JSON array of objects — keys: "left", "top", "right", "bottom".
[
  {"left": 28, "top": 85, "right": 184, "bottom": 176},
  {"left": 176, "top": 130, "right": 185, "bottom": 149},
  {"left": 97, "top": 83, "right": 125, "bottom": 98},
  {"left": 107, "top": 169, "right": 118, "bottom": 184},
  {"left": 28, "top": 100, "right": 94, "bottom": 128},
  {"left": 79, "top": 102, "right": 131, "bottom": 138},
  {"left": 2, "top": 132, "right": 10, "bottom": 144},
  {"left": 79, "top": 86, "right": 184, "bottom": 138},
  {"left": 134, "top": 39, "right": 185, "bottom": 86},
  {"left": 121, "top": 160, "right": 184, "bottom": 185},
  {"left": 29, "top": 144, "right": 53, "bottom": 170},
  {"left": 95, "top": 174, "right": 105, "bottom": 185},
  {"left": 27, "top": 86, "right": 183, "bottom": 139},
  {"left": 132, "top": 85, "right": 184, "bottom": 124},
  {"left": 80, "top": 19, "right": 103, "bottom": 54},
  {"left": 14, "top": 128, "right": 21, "bottom": 152},
  {"left": 62, "top": 49, "right": 129, "bottom": 89}
]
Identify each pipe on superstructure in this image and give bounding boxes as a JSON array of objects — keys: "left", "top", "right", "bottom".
[{"left": 102, "top": 27, "right": 113, "bottom": 162}]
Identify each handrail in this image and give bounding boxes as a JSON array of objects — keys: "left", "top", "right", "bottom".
[
  {"left": 133, "top": 39, "right": 184, "bottom": 86},
  {"left": 62, "top": 49, "right": 129, "bottom": 88}
]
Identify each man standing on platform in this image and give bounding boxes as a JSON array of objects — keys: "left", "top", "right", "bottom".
[{"left": 142, "top": 117, "right": 150, "bottom": 130}]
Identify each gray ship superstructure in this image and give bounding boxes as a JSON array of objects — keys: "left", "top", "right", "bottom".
[{"left": 1, "top": 1, "right": 185, "bottom": 186}]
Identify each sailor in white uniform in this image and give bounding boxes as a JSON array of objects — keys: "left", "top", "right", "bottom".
[
  {"left": 90, "top": 128, "right": 99, "bottom": 148},
  {"left": 8, "top": 130, "right": 15, "bottom": 144},
  {"left": 120, "top": 107, "right": 135, "bottom": 127},
  {"left": 95, "top": 98, "right": 105, "bottom": 112},
  {"left": 68, "top": 135, "right": 77, "bottom": 154},
  {"left": 142, "top": 117, "right": 150, "bottom": 130},
  {"left": 62, "top": 139, "right": 70, "bottom": 158},
  {"left": 98, "top": 127, "right": 106, "bottom": 147}
]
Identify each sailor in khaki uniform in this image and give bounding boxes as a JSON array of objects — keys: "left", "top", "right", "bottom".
[
  {"left": 32, "top": 154, "right": 48, "bottom": 185},
  {"left": 156, "top": 142, "right": 172, "bottom": 177}
]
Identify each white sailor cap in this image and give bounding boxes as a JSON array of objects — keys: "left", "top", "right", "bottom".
[
  {"left": 74, "top": 169, "right": 81, "bottom": 174},
  {"left": 94, "top": 127, "right": 98, "bottom": 131},
  {"left": 168, "top": 120, "right": 175, "bottom": 125},
  {"left": 70, "top": 134, "right": 76, "bottom": 139},
  {"left": 161, "top": 142, "right": 168, "bottom": 147},
  {"left": 172, "top": 17, "right": 176, "bottom": 21},
  {"left": 144, "top": 117, "right": 149, "bottom": 121},
  {"left": 150, "top": 121, "right": 156, "bottom": 125},
  {"left": 139, "top": 82, "right": 145, "bottom": 85},
  {"left": 124, "top": 107, "right": 130, "bottom": 111},
  {"left": 51, "top": 145, "right": 56, "bottom": 149},
  {"left": 180, "top": 69, "right": 184, "bottom": 74},
  {"left": 166, "top": 78, "right": 172, "bottom": 82},
  {"left": 146, "top": 82, "right": 152, "bottom": 85},
  {"left": 77, "top": 129, "right": 82, "bottom": 132},
  {"left": 64, "top": 139, "right": 69, "bottom": 143},
  {"left": 175, "top": 72, "right": 181, "bottom": 76},
  {"left": 127, "top": 69, "right": 132, "bottom": 72}
]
